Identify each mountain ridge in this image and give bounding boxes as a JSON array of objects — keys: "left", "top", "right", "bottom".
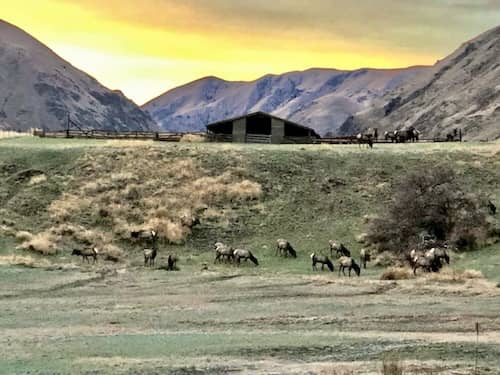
[
  {"left": 0, "top": 19, "right": 157, "bottom": 132},
  {"left": 143, "top": 66, "right": 429, "bottom": 135}
]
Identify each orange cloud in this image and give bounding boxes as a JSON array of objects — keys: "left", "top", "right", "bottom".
[{"left": 1, "top": 0, "right": 497, "bottom": 104}]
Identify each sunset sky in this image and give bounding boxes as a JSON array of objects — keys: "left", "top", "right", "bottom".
[{"left": 2, "top": 0, "right": 499, "bottom": 104}]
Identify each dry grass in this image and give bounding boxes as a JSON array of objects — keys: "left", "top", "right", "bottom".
[
  {"left": 381, "top": 359, "right": 404, "bottom": 375},
  {"left": 425, "top": 268, "right": 485, "bottom": 282},
  {"left": 226, "top": 179, "right": 262, "bottom": 200},
  {"left": 0, "top": 255, "right": 50, "bottom": 268},
  {"left": 0, "top": 130, "right": 32, "bottom": 139},
  {"left": 40, "top": 146, "right": 263, "bottom": 251},
  {"left": 17, "top": 232, "right": 59, "bottom": 255},
  {"left": 381, "top": 267, "right": 412, "bottom": 280},
  {"left": 100, "top": 244, "right": 125, "bottom": 262},
  {"left": 28, "top": 174, "right": 47, "bottom": 185},
  {"left": 179, "top": 134, "right": 206, "bottom": 143}
]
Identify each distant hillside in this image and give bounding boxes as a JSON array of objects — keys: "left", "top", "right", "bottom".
[
  {"left": 0, "top": 20, "right": 157, "bottom": 132},
  {"left": 143, "top": 67, "right": 427, "bottom": 136},
  {"left": 339, "top": 25, "right": 500, "bottom": 140}
]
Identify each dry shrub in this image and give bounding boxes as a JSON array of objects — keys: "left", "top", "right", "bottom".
[
  {"left": 355, "top": 232, "right": 368, "bottom": 244},
  {"left": 180, "top": 134, "right": 206, "bottom": 143},
  {"left": 48, "top": 194, "right": 91, "bottom": 220},
  {"left": 227, "top": 180, "right": 262, "bottom": 200},
  {"left": 18, "top": 232, "right": 59, "bottom": 255},
  {"left": 100, "top": 244, "right": 124, "bottom": 262},
  {"left": 15, "top": 230, "right": 33, "bottom": 242},
  {"left": 145, "top": 218, "right": 189, "bottom": 243},
  {"left": 29, "top": 174, "right": 47, "bottom": 185},
  {"left": 381, "top": 359, "right": 404, "bottom": 375},
  {"left": 425, "top": 268, "right": 484, "bottom": 283},
  {"left": 46, "top": 147, "right": 263, "bottom": 249},
  {"left": 0, "top": 225, "right": 15, "bottom": 236},
  {"left": 381, "top": 267, "right": 412, "bottom": 280}
]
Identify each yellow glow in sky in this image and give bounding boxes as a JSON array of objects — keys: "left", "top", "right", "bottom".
[{"left": 2, "top": 0, "right": 498, "bottom": 104}]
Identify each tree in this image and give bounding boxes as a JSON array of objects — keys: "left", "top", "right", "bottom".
[{"left": 366, "top": 168, "right": 489, "bottom": 253}]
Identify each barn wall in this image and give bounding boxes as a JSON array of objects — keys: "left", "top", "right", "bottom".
[
  {"left": 232, "top": 118, "right": 246, "bottom": 143},
  {"left": 271, "top": 118, "right": 285, "bottom": 144}
]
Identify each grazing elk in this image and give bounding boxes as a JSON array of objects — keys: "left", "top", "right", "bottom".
[
  {"left": 310, "top": 253, "right": 334, "bottom": 272},
  {"left": 338, "top": 256, "right": 361, "bottom": 277},
  {"left": 412, "top": 247, "right": 450, "bottom": 275},
  {"left": 214, "top": 242, "right": 234, "bottom": 264},
  {"left": 359, "top": 248, "right": 370, "bottom": 269},
  {"left": 71, "top": 247, "right": 98, "bottom": 264},
  {"left": 143, "top": 247, "right": 158, "bottom": 267},
  {"left": 276, "top": 239, "right": 297, "bottom": 258},
  {"left": 233, "top": 249, "right": 259, "bottom": 266},
  {"left": 329, "top": 241, "right": 351, "bottom": 258},
  {"left": 488, "top": 200, "right": 496, "bottom": 216},
  {"left": 166, "top": 254, "right": 178, "bottom": 271},
  {"left": 412, "top": 254, "right": 433, "bottom": 275}
]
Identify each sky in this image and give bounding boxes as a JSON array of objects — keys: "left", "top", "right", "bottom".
[{"left": 2, "top": 0, "right": 499, "bottom": 104}]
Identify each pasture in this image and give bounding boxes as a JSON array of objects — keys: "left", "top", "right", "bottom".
[{"left": 1, "top": 137, "right": 500, "bottom": 374}]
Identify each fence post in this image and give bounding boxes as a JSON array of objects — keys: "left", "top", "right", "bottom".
[{"left": 475, "top": 321, "right": 480, "bottom": 374}]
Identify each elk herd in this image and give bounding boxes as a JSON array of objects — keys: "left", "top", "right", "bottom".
[{"left": 70, "top": 229, "right": 453, "bottom": 279}]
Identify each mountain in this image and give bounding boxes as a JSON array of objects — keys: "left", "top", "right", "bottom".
[
  {"left": 339, "top": 26, "right": 500, "bottom": 140},
  {"left": 0, "top": 20, "right": 156, "bottom": 132},
  {"left": 143, "top": 67, "right": 428, "bottom": 136}
]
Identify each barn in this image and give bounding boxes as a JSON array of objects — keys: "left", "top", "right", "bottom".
[{"left": 206, "top": 112, "right": 320, "bottom": 144}]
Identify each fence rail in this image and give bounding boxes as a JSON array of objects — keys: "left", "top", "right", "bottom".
[
  {"left": 33, "top": 129, "right": 206, "bottom": 142},
  {"left": 33, "top": 129, "right": 465, "bottom": 145}
]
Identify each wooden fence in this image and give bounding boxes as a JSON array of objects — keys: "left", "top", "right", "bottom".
[
  {"left": 34, "top": 129, "right": 464, "bottom": 145},
  {"left": 33, "top": 129, "right": 206, "bottom": 142}
]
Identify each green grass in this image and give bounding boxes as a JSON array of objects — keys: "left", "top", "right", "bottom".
[
  {"left": 0, "top": 137, "right": 499, "bottom": 273},
  {"left": 1, "top": 138, "right": 500, "bottom": 373}
]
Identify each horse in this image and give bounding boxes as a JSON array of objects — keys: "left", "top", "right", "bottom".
[
  {"left": 356, "top": 133, "right": 373, "bottom": 149},
  {"left": 233, "top": 249, "right": 259, "bottom": 266},
  {"left": 214, "top": 242, "right": 234, "bottom": 264},
  {"left": 338, "top": 256, "right": 361, "bottom": 277},
  {"left": 310, "top": 253, "right": 334, "bottom": 272},
  {"left": 72, "top": 247, "right": 98, "bottom": 263},
  {"left": 276, "top": 239, "right": 297, "bottom": 258},
  {"left": 384, "top": 131, "right": 397, "bottom": 143},
  {"left": 143, "top": 246, "right": 157, "bottom": 267},
  {"left": 359, "top": 248, "right": 370, "bottom": 269},
  {"left": 329, "top": 241, "right": 351, "bottom": 258}
]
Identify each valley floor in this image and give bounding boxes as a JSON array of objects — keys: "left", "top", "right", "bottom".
[{"left": 1, "top": 261, "right": 500, "bottom": 375}]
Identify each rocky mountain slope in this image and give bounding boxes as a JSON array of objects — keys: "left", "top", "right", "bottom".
[
  {"left": 340, "top": 26, "right": 500, "bottom": 140},
  {"left": 143, "top": 67, "right": 427, "bottom": 136},
  {"left": 0, "top": 20, "right": 156, "bottom": 132}
]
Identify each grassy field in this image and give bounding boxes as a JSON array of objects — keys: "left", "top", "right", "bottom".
[{"left": 1, "top": 137, "right": 500, "bottom": 374}]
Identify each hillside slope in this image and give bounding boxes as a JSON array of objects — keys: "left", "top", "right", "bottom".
[
  {"left": 143, "top": 67, "right": 427, "bottom": 136},
  {"left": 0, "top": 20, "right": 157, "bottom": 132},
  {"left": 340, "top": 26, "right": 500, "bottom": 140}
]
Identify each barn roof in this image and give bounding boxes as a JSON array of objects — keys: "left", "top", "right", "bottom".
[{"left": 206, "top": 111, "right": 320, "bottom": 138}]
